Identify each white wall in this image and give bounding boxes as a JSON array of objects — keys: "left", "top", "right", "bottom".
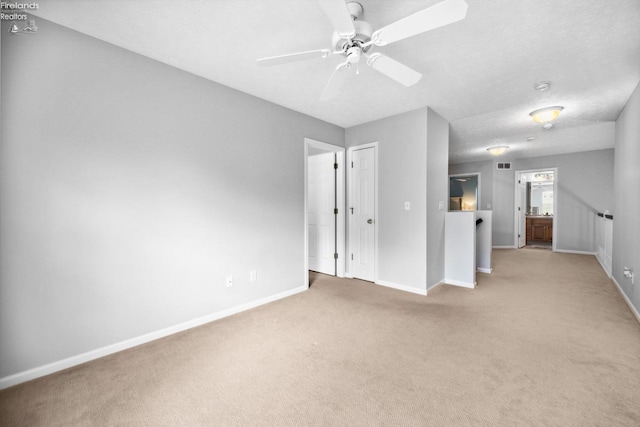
[
  {"left": 613, "top": 82, "right": 640, "bottom": 314},
  {"left": 450, "top": 149, "right": 615, "bottom": 251},
  {"left": 0, "top": 18, "right": 344, "bottom": 381}
]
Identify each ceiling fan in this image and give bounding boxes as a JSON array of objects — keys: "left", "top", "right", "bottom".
[{"left": 257, "top": 0, "right": 468, "bottom": 100}]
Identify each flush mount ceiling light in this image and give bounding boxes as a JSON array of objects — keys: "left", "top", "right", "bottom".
[
  {"left": 534, "top": 173, "right": 553, "bottom": 181},
  {"left": 487, "top": 146, "right": 509, "bottom": 156},
  {"left": 530, "top": 106, "right": 564, "bottom": 124}
]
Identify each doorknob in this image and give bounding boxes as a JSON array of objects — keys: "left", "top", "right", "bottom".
[{"left": 367, "top": 219, "right": 373, "bottom": 224}]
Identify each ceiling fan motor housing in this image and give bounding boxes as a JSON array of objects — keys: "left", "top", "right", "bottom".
[{"left": 332, "top": 19, "right": 373, "bottom": 53}]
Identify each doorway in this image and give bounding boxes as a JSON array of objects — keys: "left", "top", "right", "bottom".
[
  {"left": 514, "top": 168, "right": 558, "bottom": 250},
  {"left": 304, "top": 139, "right": 345, "bottom": 284},
  {"left": 449, "top": 173, "right": 480, "bottom": 211}
]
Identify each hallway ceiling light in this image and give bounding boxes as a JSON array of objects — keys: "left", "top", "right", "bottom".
[
  {"left": 530, "top": 106, "right": 564, "bottom": 124},
  {"left": 487, "top": 146, "right": 509, "bottom": 156}
]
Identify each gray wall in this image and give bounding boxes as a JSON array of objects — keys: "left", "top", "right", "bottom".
[
  {"left": 344, "top": 108, "right": 449, "bottom": 292},
  {"left": 449, "top": 160, "right": 494, "bottom": 211},
  {"left": 0, "top": 19, "right": 344, "bottom": 378},
  {"left": 613, "top": 82, "right": 640, "bottom": 314},
  {"left": 426, "top": 109, "right": 449, "bottom": 289},
  {"left": 450, "top": 149, "right": 615, "bottom": 251},
  {"left": 345, "top": 109, "right": 429, "bottom": 291}
]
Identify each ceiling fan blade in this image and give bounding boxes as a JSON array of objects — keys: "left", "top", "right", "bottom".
[
  {"left": 257, "top": 49, "right": 331, "bottom": 67},
  {"left": 320, "top": 63, "right": 352, "bottom": 101},
  {"left": 366, "top": 53, "right": 422, "bottom": 86},
  {"left": 317, "top": 0, "right": 356, "bottom": 38},
  {"left": 372, "top": 0, "right": 468, "bottom": 46}
]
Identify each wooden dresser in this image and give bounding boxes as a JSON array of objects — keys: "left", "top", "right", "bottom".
[{"left": 526, "top": 216, "right": 553, "bottom": 243}]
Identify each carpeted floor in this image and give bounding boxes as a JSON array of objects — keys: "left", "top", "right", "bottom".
[{"left": 1, "top": 249, "right": 640, "bottom": 426}]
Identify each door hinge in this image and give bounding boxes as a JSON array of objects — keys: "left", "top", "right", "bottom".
[
  {"left": 518, "top": 206, "right": 521, "bottom": 211},
  {"left": 351, "top": 161, "right": 354, "bottom": 168},
  {"left": 351, "top": 253, "right": 354, "bottom": 260},
  {"left": 518, "top": 234, "right": 521, "bottom": 238},
  {"left": 334, "top": 163, "right": 338, "bottom": 170},
  {"left": 334, "top": 208, "right": 338, "bottom": 215},
  {"left": 334, "top": 253, "right": 338, "bottom": 259}
]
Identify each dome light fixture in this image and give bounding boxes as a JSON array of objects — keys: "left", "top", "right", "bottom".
[
  {"left": 487, "top": 146, "right": 509, "bottom": 156},
  {"left": 530, "top": 106, "right": 564, "bottom": 124}
]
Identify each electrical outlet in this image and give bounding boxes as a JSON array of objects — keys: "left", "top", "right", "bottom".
[
  {"left": 404, "top": 202, "right": 411, "bottom": 211},
  {"left": 249, "top": 271, "right": 257, "bottom": 282},
  {"left": 438, "top": 201, "right": 445, "bottom": 210},
  {"left": 225, "top": 276, "right": 233, "bottom": 287}
]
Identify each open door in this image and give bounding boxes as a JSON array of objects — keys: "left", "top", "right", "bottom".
[
  {"left": 304, "top": 138, "right": 345, "bottom": 282},
  {"left": 516, "top": 173, "right": 527, "bottom": 248},
  {"left": 308, "top": 152, "right": 337, "bottom": 275}
]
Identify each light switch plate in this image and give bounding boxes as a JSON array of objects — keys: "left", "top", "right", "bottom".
[
  {"left": 404, "top": 202, "right": 410, "bottom": 211},
  {"left": 438, "top": 201, "right": 445, "bottom": 210}
]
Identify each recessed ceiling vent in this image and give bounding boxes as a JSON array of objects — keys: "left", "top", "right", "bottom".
[{"left": 496, "top": 162, "right": 511, "bottom": 170}]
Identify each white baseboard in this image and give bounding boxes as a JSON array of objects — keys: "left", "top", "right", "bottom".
[
  {"left": 0, "top": 285, "right": 308, "bottom": 390},
  {"left": 493, "top": 246, "right": 516, "bottom": 249},
  {"left": 426, "top": 279, "right": 446, "bottom": 295},
  {"left": 611, "top": 277, "right": 640, "bottom": 325},
  {"left": 477, "top": 268, "right": 492, "bottom": 274},
  {"left": 376, "top": 279, "right": 427, "bottom": 296},
  {"left": 444, "top": 279, "right": 476, "bottom": 289},
  {"left": 595, "top": 254, "right": 613, "bottom": 278},
  {"left": 554, "top": 249, "right": 597, "bottom": 256}
]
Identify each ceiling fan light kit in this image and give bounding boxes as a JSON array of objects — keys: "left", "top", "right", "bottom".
[{"left": 257, "top": 0, "right": 469, "bottom": 100}]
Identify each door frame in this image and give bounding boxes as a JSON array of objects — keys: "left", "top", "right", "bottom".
[
  {"left": 513, "top": 167, "right": 558, "bottom": 251},
  {"left": 346, "top": 142, "right": 378, "bottom": 281},
  {"left": 448, "top": 172, "right": 481, "bottom": 211},
  {"left": 304, "top": 138, "right": 346, "bottom": 287}
]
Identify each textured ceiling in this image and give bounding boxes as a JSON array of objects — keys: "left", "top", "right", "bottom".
[{"left": 29, "top": 0, "right": 640, "bottom": 163}]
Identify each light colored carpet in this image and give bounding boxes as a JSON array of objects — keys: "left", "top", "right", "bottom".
[{"left": 2, "top": 249, "right": 640, "bottom": 426}]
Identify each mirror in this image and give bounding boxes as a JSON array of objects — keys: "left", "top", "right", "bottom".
[{"left": 449, "top": 174, "right": 479, "bottom": 211}]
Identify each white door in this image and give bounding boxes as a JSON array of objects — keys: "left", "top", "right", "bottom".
[
  {"left": 604, "top": 216, "right": 613, "bottom": 276},
  {"left": 350, "top": 147, "right": 375, "bottom": 281},
  {"left": 517, "top": 174, "right": 526, "bottom": 248},
  {"left": 308, "top": 152, "right": 336, "bottom": 275}
]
